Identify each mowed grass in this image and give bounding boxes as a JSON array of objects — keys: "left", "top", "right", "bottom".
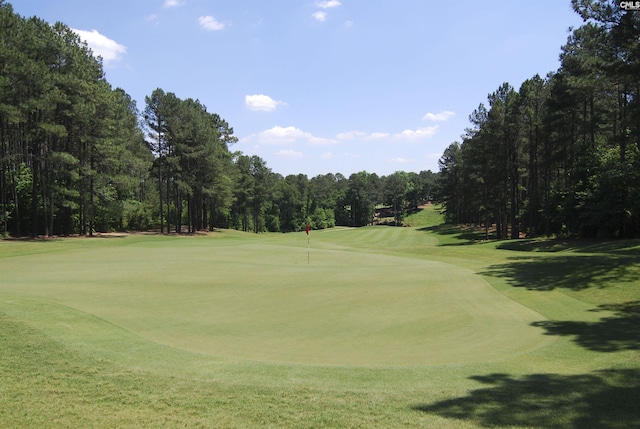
[{"left": 1, "top": 208, "right": 639, "bottom": 428}]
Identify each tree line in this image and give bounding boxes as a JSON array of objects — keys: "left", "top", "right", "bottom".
[
  {"left": 436, "top": 0, "right": 640, "bottom": 238},
  {"left": 0, "top": 1, "right": 151, "bottom": 237},
  {"left": 142, "top": 88, "right": 436, "bottom": 234},
  {"left": 0, "top": 1, "right": 435, "bottom": 237}
]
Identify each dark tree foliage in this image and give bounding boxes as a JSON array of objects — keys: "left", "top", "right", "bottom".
[
  {"left": 0, "top": 2, "right": 152, "bottom": 237},
  {"left": 142, "top": 90, "right": 237, "bottom": 234},
  {"left": 436, "top": 1, "right": 640, "bottom": 238}
]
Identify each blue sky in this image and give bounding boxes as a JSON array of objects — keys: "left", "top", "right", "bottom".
[{"left": 10, "top": 0, "right": 584, "bottom": 178}]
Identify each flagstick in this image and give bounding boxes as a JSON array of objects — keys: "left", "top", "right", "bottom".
[{"left": 306, "top": 223, "right": 310, "bottom": 264}]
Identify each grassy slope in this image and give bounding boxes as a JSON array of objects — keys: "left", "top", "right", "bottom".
[{"left": 1, "top": 208, "right": 639, "bottom": 428}]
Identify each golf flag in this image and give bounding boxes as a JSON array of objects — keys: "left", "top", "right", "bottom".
[{"left": 306, "top": 223, "right": 311, "bottom": 264}]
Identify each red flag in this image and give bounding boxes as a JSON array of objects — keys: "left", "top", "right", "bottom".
[{"left": 305, "top": 223, "right": 310, "bottom": 235}]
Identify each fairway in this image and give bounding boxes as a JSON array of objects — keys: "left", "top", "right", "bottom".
[
  {"left": 3, "top": 220, "right": 639, "bottom": 428},
  {"left": 0, "top": 229, "right": 551, "bottom": 367}
]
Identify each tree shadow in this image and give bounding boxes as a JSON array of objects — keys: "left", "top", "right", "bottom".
[
  {"left": 419, "top": 224, "right": 489, "bottom": 245},
  {"left": 413, "top": 369, "right": 640, "bottom": 428},
  {"left": 532, "top": 301, "right": 640, "bottom": 352},
  {"left": 497, "top": 238, "right": 640, "bottom": 255},
  {"left": 414, "top": 301, "right": 640, "bottom": 426},
  {"left": 480, "top": 254, "right": 639, "bottom": 291}
]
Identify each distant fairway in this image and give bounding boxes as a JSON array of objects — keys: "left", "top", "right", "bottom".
[
  {"left": 2, "top": 214, "right": 639, "bottom": 428},
  {"left": 0, "top": 230, "right": 551, "bottom": 367}
]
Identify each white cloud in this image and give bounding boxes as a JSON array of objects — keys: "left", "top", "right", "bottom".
[
  {"left": 71, "top": 29, "right": 127, "bottom": 65},
  {"left": 336, "top": 131, "right": 389, "bottom": 141},
  {"left": 422, "top": 110, "right": 455, "bottom": 122},
  {"left": 276, "top": 149, "right": 304, "bottom": 158},
  {"left": 164, "top": 0, "right": 185, "bottom": 8},
  {"left": 313, "top": 1, "right": 340, "bottom": 23},
  {"left": 334, "top": 126, "right": 439, "bottom": 144},
  {"left": 321, "top": 152, "right": 334, "bottom": 159},
  {"left": 312, "top": 11, "right": 327, "bottom": 22},
  {"left": 393, "top": 126, "right": 439, "bottom": 141},
  {"left": 260, "top": 126, "right": 309, "bottom": 144},
  {"left": 245, "top": 94, "right": 286, "bottom": 112},
  {"left": 390, "top": 157, "right": 410, "bottom": 164},
  {"left": 336, "top": 131, "right": 365, "bottom": 140},
  {"left": 337, "top": 127, "right": 440, "bottom": 143},
  {"left": 369, "top": 132, "right": 391, "bottom": 140},
  {"left": 199, "top": 15, "right": 225, "bottom": 31},
  {"left": 316, "top": 0, "right": 341, "bottom": 8},
  {"left": 244, "top": 122, "right": 438, "bottom": 151},
  {"left": 246, "top": 126, "right": 337, "bottom": 146},
  {"left": 308, "top": 135, "right": 337, "bottom": 145},
  {"left": 344, "top": 20, "right": 354, "bottom": 28}
]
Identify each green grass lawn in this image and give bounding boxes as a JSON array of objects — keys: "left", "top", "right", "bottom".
[{"left": 1, "top": 207, "right": 639, "bottom": 428}]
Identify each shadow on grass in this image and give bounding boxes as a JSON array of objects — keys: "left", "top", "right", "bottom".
[
  {"left": 419, "top": 224, "right": 488, "bottom": 245},
  {"left": 414, "top": 301, "right": 640, "bottom": 426},
  {"left": 480, "top": 254, "right": 639, "bottom": 291},
  {"left": 532, "top": 301, "right": 640, "bottom": 352},
  {"left": 413, "top": 369, "right": 640, "bottom": 428},
  {"left": 497, "top": 238, "right": 640, "bottom": 255}
]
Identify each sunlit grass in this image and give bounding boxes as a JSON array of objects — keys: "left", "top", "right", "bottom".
[{"left": 1, "top": 205, "right": 638, "bottom": 428}]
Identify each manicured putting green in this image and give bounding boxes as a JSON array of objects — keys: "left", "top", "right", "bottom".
[{"left": 1, "top": 232, "right": 552, "bottom": 367}]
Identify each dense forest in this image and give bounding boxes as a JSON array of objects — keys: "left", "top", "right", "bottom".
[
  {"left": 0, "top": 1, "right": 434, "bottom": 237},
  {"left": 2, "top": 0, "right": 639, "bottom": 239},
  {"left": 437, "top": 0, "right": 640, "bottom": 238}
]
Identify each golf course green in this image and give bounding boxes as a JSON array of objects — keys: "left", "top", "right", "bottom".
[{"left": 1, "top": 207, "right": 639, "bottom": 428}]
